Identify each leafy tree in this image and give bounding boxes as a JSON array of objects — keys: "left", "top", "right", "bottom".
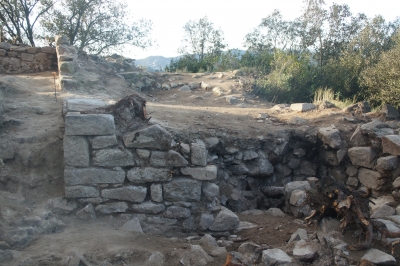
[
  {"left": 177, "top": 16, "right": 226, "bottom": 70},
  {"left": 360, "top": 32, "right": 400, "bottom": 107},
  {"left": 41, "top": 0, "right": 152, "bottom": 54},
  {"left": 0, "top": 0, "right": 56, "bottom": 46}
]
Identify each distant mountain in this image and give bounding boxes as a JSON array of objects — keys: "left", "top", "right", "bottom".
[
  {"left": 135, "top": 55, "right": 181, "bottom": 72},
  {"left": 135, "top": 50, "right": 246, "bottom": 72}
]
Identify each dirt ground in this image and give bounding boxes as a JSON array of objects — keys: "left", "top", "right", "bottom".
[{"left": 0, "top": 71, "right": 396, "bottom": 265}]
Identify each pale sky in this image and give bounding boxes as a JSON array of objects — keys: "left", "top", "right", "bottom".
[{"left": 126, "top": 0, "right": 400, "bottom": 59}]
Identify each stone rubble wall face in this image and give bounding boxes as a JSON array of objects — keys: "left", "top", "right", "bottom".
[{"left": 0, "top": 43, "right": 57, "bottom": 74}]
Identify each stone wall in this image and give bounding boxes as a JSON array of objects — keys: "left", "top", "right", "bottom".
[
  {"left": 63, "top": 97, "right": 400, "bottom": 233},
  {"left": 0, "top": 42, "right": 57, "bottom": 74},
  {"left": 63, "top": 98, "right": 239, "bottom": 233}
]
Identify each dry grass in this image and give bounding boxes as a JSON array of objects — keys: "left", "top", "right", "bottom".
[{"left": 313, "top": 87, "right": 355, "bottom": 109}]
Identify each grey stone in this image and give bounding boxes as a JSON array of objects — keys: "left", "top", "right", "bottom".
[
  {"left": 132, "top": 201, "right": 165, "bottom": 214},
  {"left": 59, "top": 61, "right": 76, "bottom": 74},
  {"left": 288, "top": 116, "right": 307, "bottom": 125},
  {"left": 150, "top": 150, "right": 188, "bottom": 167},
  {"left": 202, "top": 183, "right": 219, "bottom": 201},
  {"left": 242, "top": 150, "right": 259, "bottom": 161},
  {"left": 289, "top": 228, "right": 308, "bottom": 243},
  {"left": 95, "top": 202, "right": 128, "bottom": 214},
  {"left": 361, "top": 121, "right": 394, "bottom": 138},
  {"left": 151, "top": 184, "right": 163, "bottom": 202},
  {"left": 183, "top": 216, "right": 197, "bottom": 231},
  {"left": 344, "top": 101, "right": 371, "bottom": 114},
  {"left": 188, "top": 82, "right": 200, "bottom": 89},
  {"left": 358, "top": 168, "right": 383, "bottom": 190},
  {"left": 386, "top": 215, "right": 400, "bottom": 226},
  {"left": 226, "top": 96, "right": 240, "bottom": 104},
  {"left": 288, "top": 158, "right": 301, "bottom": 169},
  {"left": 393, "top": 177, "right": 400, "bottom": 188},
  {"left": 382, "top": 104, "right": 400, "bottom": 120},
  {"left": 290, "top": 205, "right": 312, "bottom": 218},
  {"left": 370, "top": 196, "right": 396, "bottom": 214},
  {"left": 290, "top": 190, "right": 308, "bottom": 206},
  {"left": 204, "top": 137, "right": 219, "bottom": 149},
  {"left": 181, "top": 165, "right": 217, "bottom": 180},
  {"left": 319, "top": 149, "right": 339, "bottom": 166},
  {"left": 60, "top": 77, "right": 79, "bottom": 90},
  {"left": 293, "top": 240, "right": 319, "bottom": 261},
  {"left": 0, "top": 42, "right": 12, "bottom": 50},
  {"left": 101, "top": 186, "right": 147, "bottom": 203},
  {"left": 123, "top": 125, "right": 172, "bottom": 150},
  {"left": 372, "top": 219, "right": 400, "bottom": 234},
  {"left": 55, "top": 35, "right": 70, "bottom": 45},
  {"left": 265, "top": 208, "right": 285, "bottom": 217},
  {"left": 121, "top": 217, "right": 143, "bottom": 233},
  {"left": 346, "top": 177, "right": 359, "bottom": 187},
  {"left": 164, "top": 206, "right": 191, "bottom": 218},
  {"left": 21, "top": 53, "right": 34, "bottom": 61},
  {"left": 64, "top": 136, "right": 89, "bottom": 167},
  {"left": 65, "top": 186, "right": 99, "bottom": 198},
  {"left": 199, "top": 234, "right": 218, "bottom": 247},
  {"left": 65, "top": 98, "right": 106, "bottom": 113},
  {"left": 127, "top": 167, "right": 171, "bottom": 183},
  {"left": 290, "top": 103, "right": 316, "bottom": 112},
  {"left": 350, "top": 126, "right": 368, "bottom": 146},
  {"left": 377, "top": 156, "right": 399, "bottom": 172},
  {"left": 199, "top": 213, "right": 214, "bottom": 230},
  {"left": 64, "top": 168, "right": 125, "bottom": 185},
  {"left": 299, "top": 160, "right": 317, "bottom": 176},
  {"left": 76, "top": 204, "right": 97, "bottom": 220},
  {"left": 247, "top": 158, "right": 274, "bottom": 176},
  {"left": 163, "top": 178, "right": 202, "bottom": 202},
  {"left": 346, "top": 165, "right": 358, "bottom": 176},
  {"left": 262, "top": 249, "right": 292, "bottom": 265},
  {"left": 91, "top": 135, "right": 117, "bottom": 149},
  {"left": 137, "top": 149, "right": 151, "bottom": 159},
  {"left": 209, "top": 207, "right": 239, "bottom": 231},
  {"left": 93, "top": 149, "right": 135, "bottom": 167},
  {"left": 371, "top": 205, "right": 396, "bottom": 219},
  {"left": 146, "top": 251, "right": 165, "bottom": 266},
  {"left": 65, "top": 113, "right": 115, "bottom": 136},
  {"left": 348, "top": 147, "right": 376, "bottom": 169},
  {"left": 179, "top": 85, "right": 191, "bottom": 92},
  {"left": 284, "top": 181, "right": 311, "bottom": 198},
  {"left": 382, "top": 135, "right": 400, "bottom": 156},
  {"left": 161, "top": 83, "right": 170, "bottom": 90},
  {"left": 180, "top": 245, "right": 213, "bottom": 266},
  {"left": 318, "top": 126, "right": 342, "bottom": 149},
  {"left": 361, "top": 248, "right": 396, "bottom": 265},
  {"left": 191, "top": 143, "right": 208, "bottom": 166}
]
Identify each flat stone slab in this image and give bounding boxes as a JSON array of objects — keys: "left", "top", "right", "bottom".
[
  {"left": 92, "top": 149, "right": 135, "bottom": 167},
  {"left": 123, "top": 125, "right": 172, "bottom": 150},
  {"left": 64, "top": 136, "right": 89, "bottom": 167},
  {"left": 101, "top": 186, "right": 147, "bottom": 203},
  {"left": 290, "top": 103, "right": 316, "bottom": 112},
  {"left": 65, "top": 113, "right": 115, "bottom": 136},
  {"left": 163, "top": 178, "right": 202, "bottom": 202},
  {"left": 358, "top": 168, "right": 384, "bottom": 190},
  {"left": 348, "top": 147, "right": 376, "bottom": 169},
  {"left": 95, "top": 202, "right": 128, "bottom": 214},
  {"left": 132, "top": 201, "right": 165, "bottom": 214},
  {"left": 180, "top": 165, "right": 217, "bottom": 180},
  {"left": 64, "top": 168, "right": 125, "bottom": 185},
  {"left": 361, "top": 248, "right": 396, "bottom": 265},
  {"left": 382, "top": 135, "right": 400, "bottom": 156},
  {"left": 262, "top": 249, "right": 292, "bottom": 265},
  {"left": 127, "top": 167, "right": 171, "bottom": 183},
  {"left": 65, "top": 98, "right": 106, "bottom": 113}
]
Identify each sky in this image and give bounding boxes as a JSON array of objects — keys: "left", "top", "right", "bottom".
[{"left": 126, "top": 0, "right": 400, "bottom": 60}]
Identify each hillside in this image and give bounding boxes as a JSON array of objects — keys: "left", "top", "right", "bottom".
[{"left": 135, "top": 55, "right": 181, "bottom": 71}]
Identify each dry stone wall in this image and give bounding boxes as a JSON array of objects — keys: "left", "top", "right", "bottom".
[
  {"left": 62, "top": 98, "right": 239, "bottom": 233},
  {"left": 0, "top": 42, "right": 56, "bottom": 74},
  {"left": 63, "top": 96, "right": 400, "bottom": 233}
]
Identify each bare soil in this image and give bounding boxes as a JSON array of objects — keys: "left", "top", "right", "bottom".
[{"left": 0, "top": 71, "right": 396, "bottom": 265}]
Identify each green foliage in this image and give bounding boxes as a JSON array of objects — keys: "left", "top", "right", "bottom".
[
  {"left": 41, "top": 0, "right": 152, "bottom": 55},
  {"left": 360, "top": 32, "right": 400, "bottom": 107}
]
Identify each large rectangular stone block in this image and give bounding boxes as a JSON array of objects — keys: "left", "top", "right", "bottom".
[
  {"left": 101, "top": 186, "right": 147, "bottom": 203},
  {"left": 92, "top": 149, "right": 135, "bottom": 167},
  {"left": 127, "top": 167, "right": 171, "bottom": 183},
  {"left": 163, "top": 177, "right": 201, "bottom": 202},
  {"left": 65, "top": 186, "right": 99, "bottom": 198},
  {"left": 64, "top": 136, "right": 89, "bottom": 167},
  {"left": 65, "top": 113, "right": 115, "bottom": 135},
  {"left": 64, "top": 168, "right": 125, "bottom": 185}
]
